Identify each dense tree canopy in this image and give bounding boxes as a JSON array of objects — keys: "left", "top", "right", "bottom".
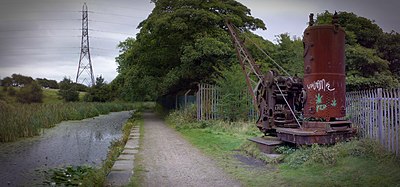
[
  {"left": 113, "top": 0, "right": 265, "bottom": 101},
  {"left": 113, "top": 6, "right": 399, "bottom": 101},
  {"left": 317, "top": 11, "right": 399, "bottom": 91}
]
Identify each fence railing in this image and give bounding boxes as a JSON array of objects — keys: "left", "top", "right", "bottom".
[
  {"left": 346, "top": 88, "right": 399, "bottom": 156},
  {"left": 196, "top": 84, "right": 400, "bottom": 156},
  {"left": 196, "top": 84, "right": 257, "bottom": 121}
]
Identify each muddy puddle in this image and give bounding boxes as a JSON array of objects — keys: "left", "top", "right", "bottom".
[{"left": 0, "top": 110, "right": 133, "bottom": 186}]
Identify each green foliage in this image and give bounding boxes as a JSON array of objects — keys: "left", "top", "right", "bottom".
[
  {"left": 317, "top": 11, "right": 399, "bottom": 90},
  {"left": 44, "top": 165, "right": 93, "bottom": 186},
  {"left": 36, "top": 78, "right": 59, "bottom": 89},
  {"left": 273, "top": 33, "right": 304, "bottom": 77},
  {"left": 58, "top": 77, "right": 80, "bottom": 102},
  {"left": 214, "top": 64, "right": 252, "bottom": 121},
  {"left": 345, "top": 45, "right": 399, "bottom": 90},
  {"left": 376, "top": 31, "right": 400, "bottom": 78},
  {"left": 16, "top": 81, "right": 43, "bottom": 104},
  {"left": 282, "top": 139, "right": 397, "bottom": 169},
  {"left": 84, "top": 76, "right": 113, "bottom": 102},
  {"left": 10, "top": 74, "right": 34, "bottom": 87},
  {"left": 0, "top": 101, "right": 136, "bottom": 142},
  {"left": 114, "top": 0, "right": 265, "bottom": 100},
  {"left": 317, "top": 11, "right": 383, "bottom": 48},
  {"left": 1, "top": 76, "right": 13, "bottom": 87},
  {"left": 7, "top": 86, "right": 16, "bottom": 96}
]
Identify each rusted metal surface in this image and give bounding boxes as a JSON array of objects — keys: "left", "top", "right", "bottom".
[
  {"left": 303, "top": 15, "right": 346, "bottom": 121},
  {"left": 225, "top": 13, "right": 355, "bottom": 145},
  {"left": 277, "top": 129, "right": 354, "bottom": 145},
  {"left": 276, "top": 121, "right": 355, "bottom": 145},
  {"left": 226, "top": 21, "right": 263, "bottom": 110},
  {"left": 248, "top": 137, "right": 283, "bottom": 154}
]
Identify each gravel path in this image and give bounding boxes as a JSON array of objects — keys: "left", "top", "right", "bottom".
[
  {"left": 140, "top": 112, "right": 241, "bottom": 187},
  {"left": 0, "top": 111, "right": 132, "bottom": 186}
]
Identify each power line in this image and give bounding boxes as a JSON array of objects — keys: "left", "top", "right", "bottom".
[
  {"left": 0, "top": 53, "right": 80, "bottom": 57},
  {"left": 89, "top": 20, "right": 137, "bottom": 27},
  {"left": 89, "top": 29, "right": 134, "bottom": 36},
  {"left": 89, "top": 11, "right": 144, "bottom": 18}
]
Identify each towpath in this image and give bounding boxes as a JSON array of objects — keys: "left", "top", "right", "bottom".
[{"left": 138, "top": 112, "right": 241, "bottom": 187}]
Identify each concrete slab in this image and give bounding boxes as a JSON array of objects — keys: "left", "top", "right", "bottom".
[
  {"left": 105, "top": 171, "right": 132, "bottom": 187},
  {"left": 118, "top": 154, "right": 135, "bottom": 160},
  {"left": 125, "top": 141, "right": 139, "bottom": 149},
  {"left": 129, "top": 136, "right": 139, "bottom": 140},
  {"left": 122, "top": 149, "right": 139, "bottom": 154},
  {"left": 112, "top": 160, "right": 134, "bottom": 171},
  {"left": 130, "top": 133, "right": 140, "bottom": 137}
]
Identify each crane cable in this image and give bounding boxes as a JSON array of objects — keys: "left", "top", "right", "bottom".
[
  {"left": 232, "top": 24, "right": 292, "bottom": 77},
  {"left": 233, "top": 24, "right": 302, "bottom": 128},
  {"left": 275, "top": 82, "right": 303, "bottom": 128}
]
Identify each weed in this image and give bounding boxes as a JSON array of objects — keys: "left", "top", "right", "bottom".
[
  {"left": 43, "top": 165, "right": 93, "bottom": 186},
  {"left": 0, "top": 102, "right": 136, "bottom": 142}
]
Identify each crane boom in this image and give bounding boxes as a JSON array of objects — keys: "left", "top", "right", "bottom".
[{"left": 225, "top": 21, "right": 263, "bottom": 109}]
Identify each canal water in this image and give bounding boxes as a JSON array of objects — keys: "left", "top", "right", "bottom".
[{"left": 0, "top": 110, "right": 132, "bottom": 186}]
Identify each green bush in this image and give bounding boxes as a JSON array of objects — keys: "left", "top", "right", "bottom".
[
  {"left": 16, "top": 82, "right": 43, "bottom": 103},
  {"left": 7, "top": 87, "right": 16, "bottom": 96},
  {"left": 214, "top": 64, "right": 253, "bottom": 121},
  {"left": 58, "top": 77, "right": 80, "bottom": 102}
]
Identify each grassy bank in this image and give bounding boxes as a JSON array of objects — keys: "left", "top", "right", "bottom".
[
  {"left": 166, "top": 108, "right": 400, "bottom": 187},
  {"left": 0, "top": 86, "right": 86, "bottom": 104},
  {"left": 42, "top": 111, "right": 143, "bottom": 186},
  {"left": 0, "top": 101, "right": 137, "bottom": 142}
]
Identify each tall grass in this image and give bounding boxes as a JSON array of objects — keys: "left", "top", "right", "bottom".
[{"left": 0, "top": 101, "right": 136, "bottom": 142}]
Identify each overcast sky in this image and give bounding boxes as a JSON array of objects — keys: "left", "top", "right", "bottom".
[{"left": 0, "top": 0, "right": 399, "bottom": 84}]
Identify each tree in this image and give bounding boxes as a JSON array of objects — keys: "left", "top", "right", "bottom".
[
  {"left": 345, "top": 45, "right": 399, "bottom": 90},
  {"left": 1, "top": 77, "right": 13, "bottom": 87},
  {"left": 84, "top": 76, "right": 113, "bottom": 102},
  {"left": 214, "top": 64, "right": 251, "bottom": 121},
  {"left": 16, "top": 81, "right": 43, "bottom": 103},
  {"left": 317, "top": 11, "right": 383, "bottom": 48},
  {"left": 115, "top": 0, "right": 265, "bottom": 101},
  {"left": 376, "top": 31, "right": 400, "bottom": 79},
  {"left": 11, "top": 74, "right": 34, "bottom": 87},
  {"left": 317, "top": 11, "right": 399, "bottom": 90},
  {"left": 58, "top": 77, "right": 79, "bottom": 102},
  {"left": 273, "top": 33, "right": 304, "bottom": 77},
  {"left": 36, "top": 78, "right": 59, "bottom": 89}
]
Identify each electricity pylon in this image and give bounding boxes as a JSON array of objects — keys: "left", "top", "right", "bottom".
[{"left": 76, "top": 3, "right": 95, "bottom": 86}]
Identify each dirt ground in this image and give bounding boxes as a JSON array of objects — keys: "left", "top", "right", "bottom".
[{"left": 139, "top": 112, "right": 241, "bottom": 187}]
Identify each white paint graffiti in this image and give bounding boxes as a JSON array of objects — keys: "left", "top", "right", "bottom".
[{"left": 306, "top": 79, "right": 335, "bottom": 92}]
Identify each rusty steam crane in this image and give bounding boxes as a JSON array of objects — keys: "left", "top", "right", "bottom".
[{"left": 226, "top": 13, "right": 355, "bottom": 145}]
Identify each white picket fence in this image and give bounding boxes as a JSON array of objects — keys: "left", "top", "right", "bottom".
[
  {"left": 196, "top": 84, "right": 400, "bottom": 156},
  {"left": 346, "top": 88, "right": 400, "bottom": 156}
]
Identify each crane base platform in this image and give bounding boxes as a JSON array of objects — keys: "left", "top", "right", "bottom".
[
  {"left": 275, "top": 121, "right": 355, "bottom": 145},
  {"left": 248, "top": 136, "right": 284, "bottom": 154}
]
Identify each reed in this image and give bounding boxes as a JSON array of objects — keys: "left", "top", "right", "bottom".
[{"left": 0, "top": 101, "right": 136, "bottom": 142}]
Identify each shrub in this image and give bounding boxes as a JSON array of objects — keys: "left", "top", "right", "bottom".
[
  {"left": 16, "top": 82, "right": 43, "bottom": 103},
  {"left": 214, "top": 64, "right": 253, "bottom": 121},
  {"left": 7, "top": 86, "right": 16, "bottom": 96},
  {"left": 58, "top": 77, "right": 79, "bottom": 102}
]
